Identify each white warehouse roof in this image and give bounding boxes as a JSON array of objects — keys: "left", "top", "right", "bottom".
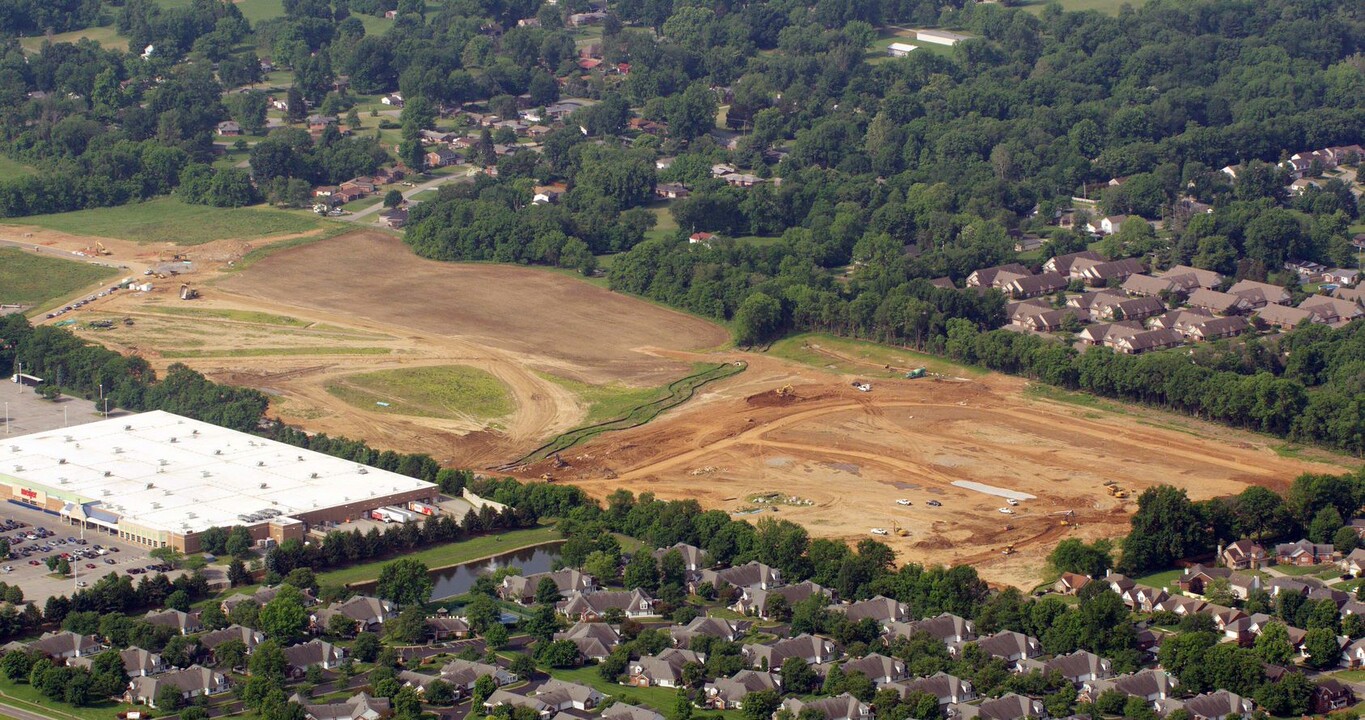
[{"left": 0, "top": 411, "right": 435, "bottom": 534}]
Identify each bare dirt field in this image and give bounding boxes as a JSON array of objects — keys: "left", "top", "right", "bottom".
[
  {"left": 47, "top": 229, "right": 727, "bottom": 467},
  {"left": 216, "top": 232, "right": 729, "bottom": 386},
  {"left": 14, "top": 223, "right": 1355, "bottom": 588},
  {"left": 525, "top": 351, "right": 1348, "bottom": 589}
]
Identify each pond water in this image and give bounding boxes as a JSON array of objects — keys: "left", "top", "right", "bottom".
[{"left": 355, "top": 541, "right": 566, "bottom": 600}]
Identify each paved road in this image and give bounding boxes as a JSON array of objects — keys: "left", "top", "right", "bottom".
[
  {"left": 344, "top": 170, "right": 477, "bottom": 224},
  {"left": 0, "top": 696, "right": 73, "bottom": 720}
]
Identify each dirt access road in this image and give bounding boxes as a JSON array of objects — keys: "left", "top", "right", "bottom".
[{"left": 526, "top": 352, "right": 1346, "bottom": 589}]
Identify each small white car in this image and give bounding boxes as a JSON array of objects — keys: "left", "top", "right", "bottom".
[
  {"left": 896, "top": 499, "right": 912, "bottom": 506},
  {"left": 870, "top": 528, "right": 889, "bottom": 536},
  {"left": 998, "top": 508, "right": 1014, "bottom": 514},
  {"left": 1007, "top": 498, "right": 1019, "bottom": 506}
]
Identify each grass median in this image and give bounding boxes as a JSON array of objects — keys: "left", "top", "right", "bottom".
[{"left": 315, "top": 525, "right": 562, "bottom": 587}]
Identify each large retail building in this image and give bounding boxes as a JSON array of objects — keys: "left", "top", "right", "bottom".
[{"left": 0, "top": 410, "right": 437, "bottom": 551}]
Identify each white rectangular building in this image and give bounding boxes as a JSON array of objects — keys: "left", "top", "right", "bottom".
[
  {"left": 887, "top": 43, "right": 918, "bottom": 57},
  {"left": 0, "top": 411, "right": 437, "bottom": 551},
  {"left": 915, "top": 29, "right": 971, "bottom": 46}
]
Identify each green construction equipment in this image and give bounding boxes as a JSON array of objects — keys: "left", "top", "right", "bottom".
[{"left": 905, "top": 367, "right": 927, "bottom": 379}]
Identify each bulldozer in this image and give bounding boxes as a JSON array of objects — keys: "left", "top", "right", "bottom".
[
  {"left": 1001, "top": 544, "right": 1016, "bottom": 556},
  {"left": 539, "top": 473, "right": 555, "bottom": 483}
]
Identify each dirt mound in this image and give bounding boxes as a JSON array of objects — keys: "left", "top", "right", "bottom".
[{"left": 746, "top": 389, "right": 800, "bottom": 407}]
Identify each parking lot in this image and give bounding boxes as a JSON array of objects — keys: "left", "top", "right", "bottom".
[
  {"left": 0, "top": 501, "right": 189, "bottom": 605},
  {"left": 1, "top": 378, "right": 129, "bottom": 437}
]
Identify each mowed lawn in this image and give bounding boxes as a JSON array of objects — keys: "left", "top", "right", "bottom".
[
  {"left": 0, "top": 156, "right": 35, "bottom": 178},
  {"left": 1, "top": 198, "right": 325, "bottom": 245},
  {"left": 316, "top": 526, "right": 562, "bottom": 586},
  {"left": 326, "top": 365, "right": 514, "bottom": 421},
  {"left": 1020, "top": 0, "right": 1147, "bottom": 14},
  {"left": 0, "top": 248, "right": 117, "bottom": 306}
]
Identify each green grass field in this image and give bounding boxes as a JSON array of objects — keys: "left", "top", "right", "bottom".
[
  {"left": 317, "top": 526, "right": 561, "bottom": 586},
  {"left": 1132, "top": 568, "right": 1186, "bottom": 590},
  {"left": 18, "top": 25, "right": 129, "bottom": 53},
  {"left": 0, "top": 248, "right": 117, "bottom": 308},
  {"left": 326, "top": 365, "right": 513, "bottom": 421},
  {"left": 768, "top": 332, "right": 988, "bottom": 379},
  {"left": 139, "top": 306, "right": 312, "bottom": 326},
  {"left": 0, "top": 156, "right": 35, "bottom": 178},
  {"left": 2, "top": 198, "right": 326, "bottom": 246},
  {"left": 0, "top": 675, "right": 140, "bottom": 720},
  {"left": 1019, "top": 0, "right": 1147, "bottom": 14}
]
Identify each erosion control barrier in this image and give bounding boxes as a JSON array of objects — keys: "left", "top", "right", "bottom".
[{"left": 501, "top": 361, "right": 747, "bottom": 468}]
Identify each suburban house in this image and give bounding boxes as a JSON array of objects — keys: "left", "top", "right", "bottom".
[
  {"left": 1323, "top": 268, "right": 1360, "bottom": 286},
  {"left": 1000, "top": 271, "right": 1068, "bottom": 299},
  {"left": 697, "top": 562, "right": 783, "bottom": 592},
  {"left": 702, "top": 670, "right": 781, "bottom": 709},
  {"left": 732, "top": 580, "right": 828, "bottom": 618},
  {"left": 948, "top": 693, "right": 1045, "bottom": 720},
  {"left": 629, "top": 648, "right": 704, "bottom": 687},
  {"left": 145, "top": 609, "right": 202, "bottom": 635},
  {"left": 965, "top": 263, "right": 1031, "bottom": 289},
  {"left": 425, "top": 615, "right": 471, "bottom": 642},
  {"left": 887, "top": 672, "right": 975, "bottom": 708},
  {"left": 1077, "top": 321, "right": 1143, "bottom": 347},
  {"left": 654, "top": 542, "right": 708, "bottom": 571},
  {"left": 962, "top": 631, "right": 1041, "bottom": 663},
  {"left": 533, "top": 678, "right": 604, "bottom": 710},
  {"left": 311, "top": 596, "right": 396, "bottom": 633},
  {"left": 500, "top": 569, "right": 597, "bottom": 603},
  {"left": 885, "top": 613, "right": 975, "bottom": 646},
  {"left": 603, "top": 703, "right": 667, "bottom": 720},
  {"left": 1043, "top": 251, "right": 1104, "bottom": 276},
  {"left": 283, "top": 640, "right": 346, "bottom": 677},
  {"left": 1342, "top": 549, "right": 1365, "bottom": 576},
  {"left": 655, "top": 183, "right": 691, "bottom": 200},
  {"left": 1187, "top": 288, "right": 1254, "bottom": 315},
  {"left": 1088, "top": 294, "right": 1165, "bottom": 322},
  {"left": 1313, "top": 679, "right": 1356, "bottom": 714},
  {"left": 70, "top": 646, "right": 164, "bottom": 677},
  {"left": 1178, "top": 689, "right": 1254, "bottom": 720},
  {"left": 1182, "top": 315, "right": 1249, "bottom": 342},
  {"left": 1082, "top": 669, "right": 1176, "bottom": 705},
  {"left": 1229, "top": 280, "right": 1291, "bottom": 307},
  {"left": 439, "top": 658, "right": 518, "bottom": 691},
  {"left": 670, "top": 616, "right": 748, "bottom": 646},
  {"left": 1033, "top": 650, "right": 1112, "bottom": 686},
  {"left": 779, "top": 693, "right": 872, "bottom": 720},
  {"left": 1299, "top": 294, "right": 1364, "bottom": 323},
  {"left": 13, "top": 631, "right": 102, "bottom": 661},
  {"left": 425, "top": 148, "right": 460, "bottom": 167},
  {"left": 828, "top": 595, "right": 911, "bottom": 627},
  {"left": 1220, "top": 540, "right": 1267, "bottom": 570},
  {"left": 1108, "top": 328, "right": 1184, "bottom": 354},
  {"left": 216, "top": 120, "right": 242, "bottom": 136},
  {"left": 840, "top": 653, "right": 907, "bottom": 685},
  {"left": 1053, "top": 572, "right": 1092, "bottom": 595},
  {"left": 201, "top": 625, "right": 265, "bottom": 659},
  {"left": 485, "top": 689, "right": 554, "bottom": 717},
  {"left": 1122, "top": 273, "right": 1184, "bottom": 297},
  {"left": 1159, "top": 265, "right": 1224, "bottom": 289},
  {"left": 1071, "top": 257, "right": 1145, "bottom": 286},
  {"left": 126, "top": 665, "right": 229, "bottom": 708},
  {"left": 299, "top": 691, "right": 390, "bottom": 720},
  {"left": 1275, "top": 539, "right": 1339, "bottom": 565},
  {"left": 742, "top": 633, "right": 838, "bottom": 669},
  {"left": 558, "top": 589, "right": 656, "bottom": 621},
  {"left": 221, "top": 586, "right": 316, "bottom": 615},
  {"left": 556, "top": 622, "right": 621, "bottom": 661}
]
